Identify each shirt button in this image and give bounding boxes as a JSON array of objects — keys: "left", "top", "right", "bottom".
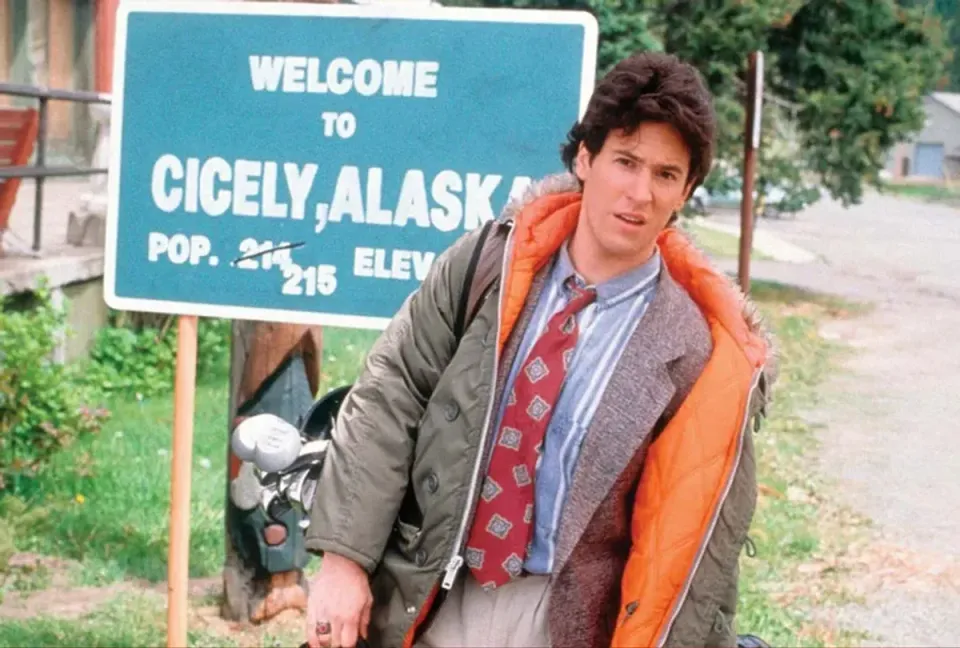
[
  {"left": 444, "top": 402, "right": 460, "bottom": 421},
  {"left": 425, "top": 472, "right": 439, "bottom": 494},
  {"left": 415, "top": 549, "right": 428, "bottom": 566},
  {"left": 406, "top": 605, "right": 417, "bottom": 615}
]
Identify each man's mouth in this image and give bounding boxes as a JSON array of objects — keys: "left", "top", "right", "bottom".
[{"left": 615, "top": 213, "right": 646, "bottom": 226}]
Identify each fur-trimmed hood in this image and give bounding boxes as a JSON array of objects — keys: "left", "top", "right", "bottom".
[{"left": 496, "top": 171, "right": 779, "bottom": 393}]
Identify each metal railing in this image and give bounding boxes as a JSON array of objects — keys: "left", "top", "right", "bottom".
[{"left": 0, "top": 82, "right": 112, "bottom": 251}]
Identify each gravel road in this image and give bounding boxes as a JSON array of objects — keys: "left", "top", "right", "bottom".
[{"left": 713, "top": 192, "right": 960, "bottom": 647}]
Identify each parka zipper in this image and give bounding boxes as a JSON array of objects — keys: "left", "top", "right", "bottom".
[
  {"left": 441, "top": 224, "right": 514, "bottom": 590},
  {"left": 653, "top": 367, "right": 764, "bottom": 646}
]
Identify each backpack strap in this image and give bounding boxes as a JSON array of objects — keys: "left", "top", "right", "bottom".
[{"left": 453, "top": 219, "right": 509, "bottom": 342}]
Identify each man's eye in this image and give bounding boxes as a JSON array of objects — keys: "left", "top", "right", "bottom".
[{"left": 616, "top": 157, "right": 634, "bottom": 167}]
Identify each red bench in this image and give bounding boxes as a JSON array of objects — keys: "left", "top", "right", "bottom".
[{"left": 0, "top": 107, "right": 39, "bottom": 233}]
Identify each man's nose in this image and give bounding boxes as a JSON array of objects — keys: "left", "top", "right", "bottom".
[{"left": 626, "top": 170, "right": 654, "bottom": 204}]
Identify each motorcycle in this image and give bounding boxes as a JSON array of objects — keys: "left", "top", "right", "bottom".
[{"left": 229, "top": 385, "right": 351, "bottom": 527}]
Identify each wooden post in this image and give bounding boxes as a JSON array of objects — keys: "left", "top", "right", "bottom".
[
  {"left": 222, "top": 321, "right": 322, "bottom": 623},
  {"left": 219, "top": 0, "right": 333, "bottom": 626},
  {"left": 738, "top": 50, "right": 763, "bottom": 292},
  {"left": 95, "top": 0, "right": 120, "bottom": 93},
  {"left": 167, "top": 315, "right": 198, "bottom": 648}
]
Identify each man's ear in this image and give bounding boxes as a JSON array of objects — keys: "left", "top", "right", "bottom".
[
  {"left": 677, "top": 180, "right": 695, "bottom": 212},
  {"left": 575, "top": 143, "right": 591, "bottom": 183}
]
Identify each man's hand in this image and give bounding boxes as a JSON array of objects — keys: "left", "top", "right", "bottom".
[{"left": 305, "top": 552, "right": 374, "bottom": 648}]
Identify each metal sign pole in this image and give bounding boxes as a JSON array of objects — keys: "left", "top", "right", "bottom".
[{"left": 738, "top": 50, "right": 763, "bottom": 292}]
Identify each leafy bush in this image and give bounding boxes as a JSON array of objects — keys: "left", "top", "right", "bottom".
[
  {"left": 85, "top": 314, "right": 230, "bottom": 397},
  {"left": 0, "top": 286, "right": 109, "bottom": 491},
  {"left": 86, "top": 326, "right": 177, "bottom": 396},
  {"left": 196, "top": 317, "right": 232, "bottom": 380},
  {"left": 0, "top": 280, "right": 231, "bottom": 491}
]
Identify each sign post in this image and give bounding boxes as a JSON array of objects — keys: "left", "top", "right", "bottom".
[
  {"left": 105, "top": 2, "right": 596, "bottom": 645},
  {"left": 168, "top": 314, "right": 197, "bottom": 647},
  {"left": 738, "top": 50, "right": 763, "bottom": 292}
]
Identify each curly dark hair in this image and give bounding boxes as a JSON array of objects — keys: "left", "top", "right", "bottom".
[{"left": 561, "top": 52, "right": 716, "bottom": 191}]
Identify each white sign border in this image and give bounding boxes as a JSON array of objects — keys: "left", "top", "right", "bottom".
[{"left": 103, "top": 0, "right": 599, "bottom": 330}]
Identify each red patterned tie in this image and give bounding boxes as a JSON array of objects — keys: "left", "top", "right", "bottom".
[{"left": 464, "top": 279, "right": 597, "bottom": 589}]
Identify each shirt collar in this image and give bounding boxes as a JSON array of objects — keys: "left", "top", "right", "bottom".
[{"left": 552, "top": 241, "right": 662, "bottom": 306}]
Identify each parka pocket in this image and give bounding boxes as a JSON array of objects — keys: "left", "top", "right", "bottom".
[{"left": 394, "top": 519, "right": 422, "bottom": 548}]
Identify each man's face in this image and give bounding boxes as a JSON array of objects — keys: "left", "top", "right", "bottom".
[{"left": 574, "top": 122, "right": 693, "bottom": 267}]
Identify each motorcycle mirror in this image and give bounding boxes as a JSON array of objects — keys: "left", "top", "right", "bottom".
[{"left": 231, "top": 413, "right": 303, "bottom": 473}]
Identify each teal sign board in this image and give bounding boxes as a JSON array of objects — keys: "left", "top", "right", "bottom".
[{"left": 105, "top": 0, "right": 597, "bottom": 328}]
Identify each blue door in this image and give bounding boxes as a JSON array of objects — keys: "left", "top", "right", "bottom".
[{"left": 914, "top": 143, "right": 945, "bottom": 178}]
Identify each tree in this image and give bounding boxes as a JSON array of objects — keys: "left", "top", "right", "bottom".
[
  {"left": 642, "top": 0, "right": 951, "bottom": 210},
  {"left": 898, "top": 0, "right": 960, "bottom": 90},
  {"left": 770, "top": 0, "right": 951, "bottom": 203},
  {"left": 444, "top": 0, "right": 662, "bottom": 76},
  {"left": 588, "top": 0, "right": 663, "bottom": 75},
  {"left": 455, "top": 0, "right": 950, "bottom": 212}
]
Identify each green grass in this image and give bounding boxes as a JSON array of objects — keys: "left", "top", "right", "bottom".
[
  {"left": 879, "top": 181, "right": 960, "bottom": 204},
  {"left": 734, "top": 280, "right": 867, "bottom": 646},
  {"left": 316, "top": 327, "right": 380, "bottom": 394},
  {"left": 684, "top": 221, "right": 773, "bottom": 261},
  {"left": 0, "top": 590, "right": 304, "bottom": 648},
  {"left": 4, "top": 326, "right": 379, "bottom": 587},
  {"left": 750, "top": 280, "right": 866, "bottom": 312},
  {"left": 0, "top": 594, "right": 233, "bottom": 648},
  {"left": 7, "top": 372, "right": 230, "bottom": 584},
  {"left": 1, "top": 291, "right": 864, "bottom": 646}
]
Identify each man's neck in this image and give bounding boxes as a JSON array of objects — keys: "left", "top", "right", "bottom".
[{"left": 567, "top": 227, "right": 658, "bottom": 287}]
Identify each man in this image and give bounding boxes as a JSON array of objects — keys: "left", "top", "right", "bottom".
[{"left": 304, "top": 51, "right": 776, "bottom": 648}]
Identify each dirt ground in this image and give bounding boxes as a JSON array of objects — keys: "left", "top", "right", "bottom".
[
  {"left": 0, "top": 554, "right": 221, "bottom": 622},
  {"left": 0, "top": 553, "right": 304, "bottom": 647}
]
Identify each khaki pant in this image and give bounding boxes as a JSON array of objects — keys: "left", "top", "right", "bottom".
[{"left": 415, "top": 573, "right": 551, "bottom": 648}]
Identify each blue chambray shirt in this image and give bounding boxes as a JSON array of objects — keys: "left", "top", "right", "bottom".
[{"left": 492, "top": 241, "right": 662, "bottom": 575}]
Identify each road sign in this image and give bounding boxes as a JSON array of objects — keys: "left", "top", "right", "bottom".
[
  {"left": 105, "top": 0, "right": 598, "bottom": 328},
  {"left": 749, "top": 51, "right": 764, "bottom": 150}
]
